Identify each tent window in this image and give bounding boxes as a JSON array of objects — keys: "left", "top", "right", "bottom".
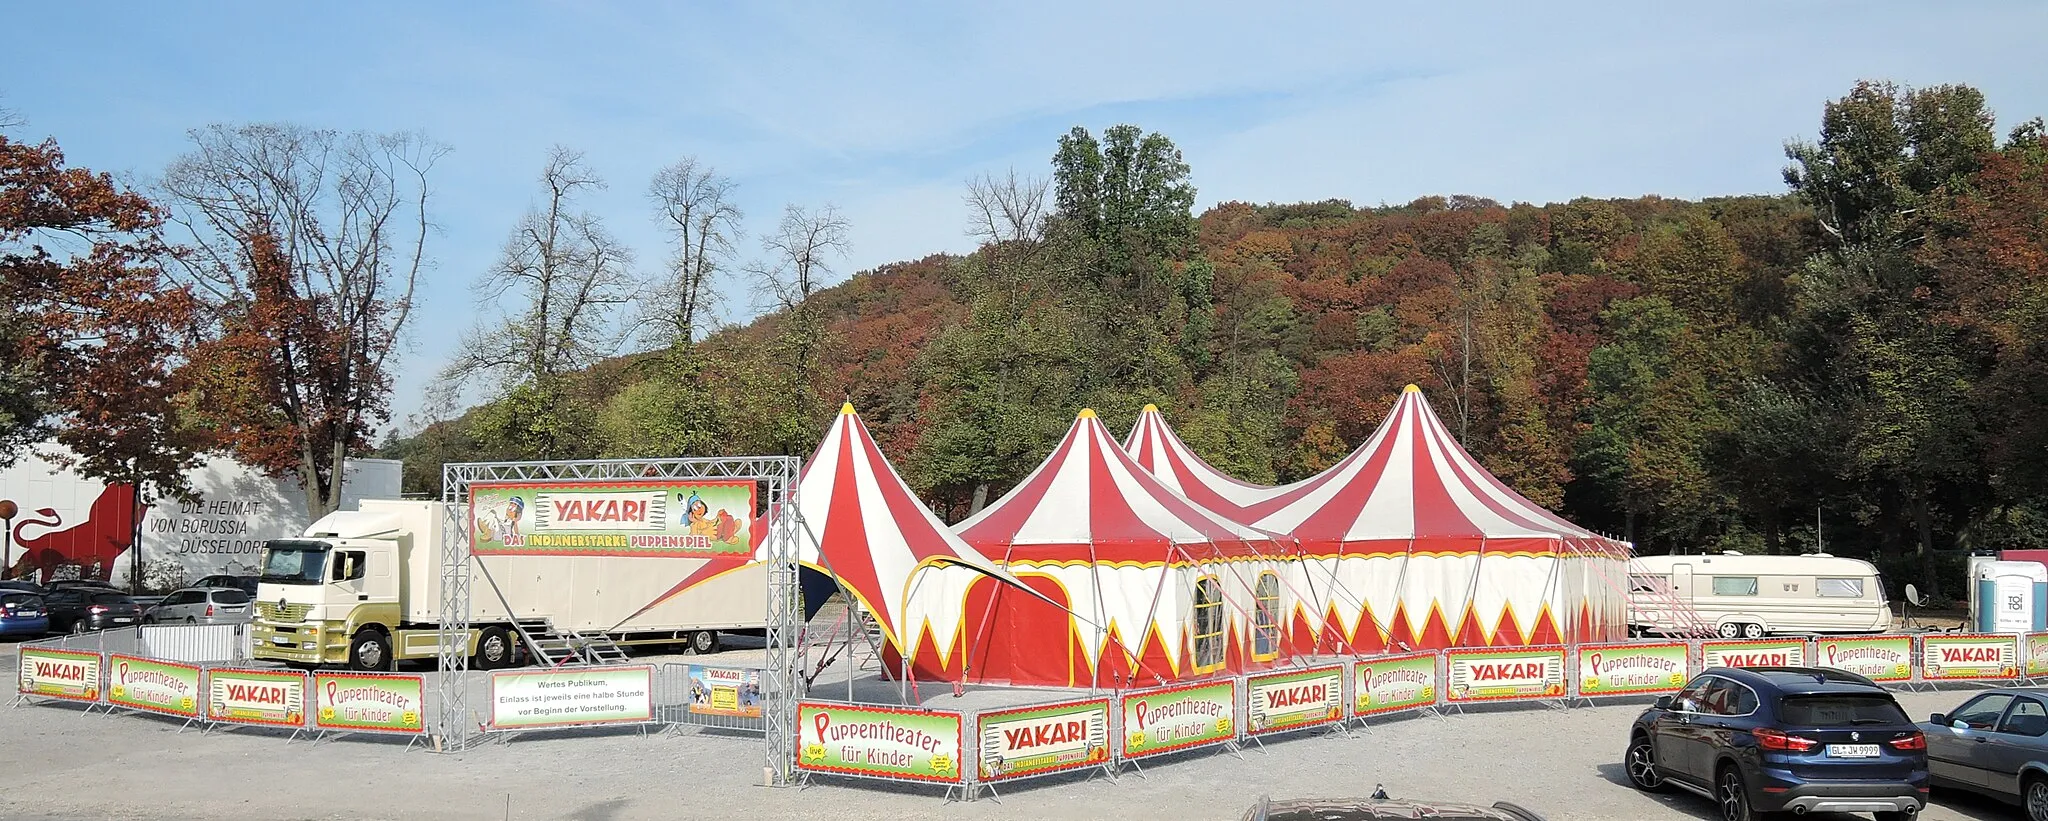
[
  {"left": 1817, "top": 578, "right": 1864, "bottom": 598},
  {"left": 1193, "top": 576, "right": 1225, "bottom": 673},
  {"left": 1712, "top": 576, "right": 1759, "bottom": 596},
  {"left": 1253, "top": 573, "right": 1281, "bottom": 661}
]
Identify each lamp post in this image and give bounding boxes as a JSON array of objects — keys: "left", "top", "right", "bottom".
[{"left": 0, "top": 499, "right": 16, "bottom": 579}]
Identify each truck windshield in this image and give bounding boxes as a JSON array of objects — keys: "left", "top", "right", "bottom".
[{"left": 259, "top": 541, "right": 329, "bottom": 585}]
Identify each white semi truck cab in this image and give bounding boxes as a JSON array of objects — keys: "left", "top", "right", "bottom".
[{"left": 251, "top": 499, "right": 512, "bottom": 670}]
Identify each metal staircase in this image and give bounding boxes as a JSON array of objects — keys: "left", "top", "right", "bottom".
[{"left": 513, "top": 617, "right": 630, "bottom": 667}]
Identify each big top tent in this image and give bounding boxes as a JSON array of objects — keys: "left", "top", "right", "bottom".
[
  {"left": 1248, "top": 385, "right": 1630, "bottom": 654},
  {"left": 895, "top": 409, "right": 1326, "bottom": 688},
  {"left": 1122, "top": 404, "right": 1304, "bottom": 525}
]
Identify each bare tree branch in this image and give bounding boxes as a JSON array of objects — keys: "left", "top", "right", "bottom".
[{"left": 645, "top": 157, "right": 741, "bottom": 348}]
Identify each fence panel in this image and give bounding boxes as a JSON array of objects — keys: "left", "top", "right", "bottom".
[
  {"left": 1920, "top": 634, "right": 2020, "bottom": 682},
  {"left": 1244, "top": 665, "right": 1344, "bottom": 736},
  {"left": 1118, "top": 679, "right": 1237, "bottom": 760},
  {"left": 312, "top": 671, "right": 427, "bottom": 736},
  {"left": 204, "top": 667, "right": 309, "bottom": 729},
  {"left": 1813, "top": 636, "right": 1915, "bottom": 683},
  {"left": 974, "top": 697, "right": 1112, "bottom": 784},
  {"left": 1351, "top": 652, "right": 1438, "bottom": 718},
  {"left": 795, "top": 701, "right": 964, "bottom": 784},
  {"left": 1444, "top": 646, "right": 1566, "bottom": 704},
  {"left": 2025, "top": 632, "right": 2048, "bottom": 680},
  {"left": 16, "top": 645, "right": 103, "bottom": 704},
  {"left": 138, "top": 623, "right": 247, "bottom": 664},
  {"left": 1699, "top": 638, "right": 1809, "bottom": 669},
  {"left": 106, "top": 653, "right": 202, "bottom": 718},
  {"left": 484, "top": 665, "right": 656, "bottom": 733},
  {"left": 664, "top": 663, "right": 766, "bottom": 733},
  {"left": 1574, "top": 642, "right": 1689, "bottom": 698}
]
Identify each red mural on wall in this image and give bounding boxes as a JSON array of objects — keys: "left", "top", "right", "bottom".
[{"left": 4, "top": 485, "right": 137, "bottom": 582}]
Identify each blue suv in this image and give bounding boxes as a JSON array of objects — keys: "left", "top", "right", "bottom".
[{"left": 1624, "top": 667, "right": 1927, "bottom": 820}]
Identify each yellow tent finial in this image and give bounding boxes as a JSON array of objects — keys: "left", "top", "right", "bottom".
[
  {"left": 840, "top": 402, "right": 857, "bottom": 416},
  {"left": 1402, "top": 384, "right": 1420, "bottom": 394},
  {"left": 1078, "top": 408, "right": 1097, "bottom": 419},
  {"left": 1142, "top": 403, "right": 1158, "bottom": 413}
]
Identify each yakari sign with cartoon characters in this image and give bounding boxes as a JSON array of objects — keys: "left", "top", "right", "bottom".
[
  {"left": 469, "top": 480, "right": 754, "bottom": 557},
  {"left": 797, "top": 702, "right": 963, "bottom": 784},
  {"left": 976, "top": 698, "right": 1111, "bottom": 781}
]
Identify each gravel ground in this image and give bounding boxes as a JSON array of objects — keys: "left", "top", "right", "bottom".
[{"left": 0, "top": 636, "right": 2026, "bottom": 821}]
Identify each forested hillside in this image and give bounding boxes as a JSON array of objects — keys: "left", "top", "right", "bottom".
[{"left": 385, "top": 82, "right": 2048, "bottom": 596}]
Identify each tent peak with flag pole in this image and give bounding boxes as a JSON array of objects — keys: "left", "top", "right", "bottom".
[
  {"left": 840, "top": 401, "right": 856, "bottom": 415},
  {"left": 1077, "top": 408, "right": 1096, "bottom": 419}
]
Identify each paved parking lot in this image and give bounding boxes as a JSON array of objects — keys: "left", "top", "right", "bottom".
[{"left": 0, "top": 633, "right": 2029, "bottom": 821}]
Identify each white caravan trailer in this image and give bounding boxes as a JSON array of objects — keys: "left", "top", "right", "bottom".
[{"left": 1629, "top": 552, "right": 1893, "bottom": 638}]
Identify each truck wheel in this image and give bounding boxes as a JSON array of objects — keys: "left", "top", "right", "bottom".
[
  {"left": 476, "top": 626, "right": 514, "bottom": 670},
  {"left": 691, "top": 630, "right": 720, "bottom": 655},
  {"left": 349, "top": 630, "right": 391, "bottom": 672}
]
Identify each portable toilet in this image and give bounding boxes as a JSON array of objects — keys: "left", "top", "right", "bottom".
[{"left": 1974, "top": 560, "right": 2048, "bottom": 634}]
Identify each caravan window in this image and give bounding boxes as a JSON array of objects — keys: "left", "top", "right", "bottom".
[
  {"left": 1193, "top": 577, "right": 1225, "bottom": 673},
  {"left": 1712, "top": 576, "right": 1760, "bottom": 596},
  {"left": 1253, "top": 573, "right": 1280, "bottom": 661},
  {"left": 1817, "top": 578, "right": 1865, "bottom": 598},
  {"left": 1628, "top": 574, "right": 1666, "bottom": 594}
]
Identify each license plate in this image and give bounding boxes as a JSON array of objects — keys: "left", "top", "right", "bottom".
[
  {"left": 112, "top": 617, "right": 134, "bottom": 624},
  {"left": 1827, "top": 744, "right": 1879, "bottom": 758},
  {"left": 271, "top": 637, "right": 293, "bottom": 646}
]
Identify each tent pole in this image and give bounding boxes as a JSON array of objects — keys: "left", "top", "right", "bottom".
[
  {"left": 1460, "top": 538, "right": 1487, "bottom": 646},
  {"left": 1384, "top": 539, "right": 1415, "bottom": 651},
  {"left": 1086, "top": 536, "right": 1111, "bottom": 695},
  {"left": 1136, "top": 549, "right": 1177, "bottom": 688}
]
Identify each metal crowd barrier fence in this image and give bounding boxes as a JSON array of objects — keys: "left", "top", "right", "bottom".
[{"left": 21, "top": 629, "right": 2048, "bottom": 794}]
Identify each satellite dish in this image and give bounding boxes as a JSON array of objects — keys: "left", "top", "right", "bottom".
[{"left": 1906, "top": 584, "right": 1925, "bottom": 607}]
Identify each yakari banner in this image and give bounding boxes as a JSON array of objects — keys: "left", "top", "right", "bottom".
[
  {"left": 1701, "top": 638, "right": 1809, "bottom": 669},
  {"left": 1577, "top": 643, "right": 1689, "bottom": 696},
  {"left": 976, "top": 699, "right": 1110, "bottom": 781},
  {"left": 1121, "top": 680, "right": 1236, "bottom": 758},
  {"left": 469, "top": 480, "right": 754, "bottom": 557},
  {"left": 207, "top": 668, "right": 306, "bottom": 728},
  {"left": 686, "top": 665, "right": 762, "bottom": 718},
  {"left": 1817, "top": 636, "right": 1914, "bottom": 683},
  {"left": 17, "top": 647, "right": 100, "bottom": 703},
  {"left": 489, "top": 666, "right": 654, "bottom": 730},
  {"left": 107, "top": 654, "right": 199, "bottom": 717},
  {"left": 1921, "top": 634, "right": 2019, "bottom": 681},
  {"left": 2027, "top": 632, "right": 2048, "bottom": 678},
  {"left": 1353, "top": 652, "right": 1437, "bottom": 717},
  {"left": 1446, "top": 647, "right": 1566, "bottom": 703},
  {"left": 314, "top": 673, "right": 424, "bottom": 734},
  {"left": 1246, "top": 665, "right": 1344, "bottom": 735},
  {"left": 798, "top": 702, "right": 963, "bottom": 784}
]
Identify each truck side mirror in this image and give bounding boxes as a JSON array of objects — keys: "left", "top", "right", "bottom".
[
  {"left": 1655, "top": 696, "right": 1672, "bottom": 710},
  {"left": 347, "top": 555, "right": 365, "bottom": 581},
  {"left": 332, "top": 556, "right": 348, "bottom": 582}
]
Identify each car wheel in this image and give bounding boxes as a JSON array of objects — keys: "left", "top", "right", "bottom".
[
  {"left": 1624, "top": 735, "right": 1666, "bottom": 792},
  {"left": 1718, "top": 622, "right": 1742, "bottom": 639},
  {"left": 691, "top": 630, "right": 720, "bottom": 655},
  {"left": 185, "top": 616, "right": 197, "bottom": 625},
  {"left": 1717, "top": 766, "right": 1755, "bottom": 821},
  {"left": 69, "top": 620, "right": 85, "bottom": 635},
  {"left": 1740, "top": 622, "right": 1766, "bottom": 639},
  {"left": 349, "top": 630, "right": 391, "bottom": 672},
  {"left": 2026, "top": 774, "right": 2048, "bottom": 821}
]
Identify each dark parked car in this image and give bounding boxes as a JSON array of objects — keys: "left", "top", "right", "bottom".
[
  {"left": 1244, "top": 794, "right": 1546, "bottom": 821},
  {"left": 0, "top": 591, "right": 49, "bottom": 637},
  {"left": 1624, "top": 666, "right": 1926, "bottom": 820},
  {"left": 193, "top": 574, "right": 258, "bottom": 596},
  {"left": 1922, "top": 688, "right": 2048, "bottom": 820},
  {"left": 0, "top": 579, "right": 45, "bottom": 595},
  {"left": 42, "top": 588, "right": 142, "bottom": 633},
  {"left": 45, "top": 579, "right": 121, "bottom": 593}
]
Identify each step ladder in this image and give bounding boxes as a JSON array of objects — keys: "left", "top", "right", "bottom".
[{"left": 512, "top": 617, "right": 630, "bottom": 667}]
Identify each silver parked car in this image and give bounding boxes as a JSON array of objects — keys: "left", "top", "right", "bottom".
[
  {"left": 144, "top": 586, "right": 252, "bottom": 625},
  {"left": 1922, "top": 687, "right": 2048, "bottom": 821}
]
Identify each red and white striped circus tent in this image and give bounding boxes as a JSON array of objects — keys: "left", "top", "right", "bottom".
[
  {"left": 769, "top": 403, "right": 1047, "bottom": 657},
  {"left": 1123, "top": 404, "right": 1295, "bottom": 524},
  {"left": 1247, "top": 385, "right": 1630, "bottom": 654},
  {"left": 895, "top": 409, "right": 1320, "bottom": 688}
]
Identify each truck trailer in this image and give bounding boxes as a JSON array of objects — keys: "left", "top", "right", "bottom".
[{"left": 251, "top": 498, "right": 832, "bottom": 670}]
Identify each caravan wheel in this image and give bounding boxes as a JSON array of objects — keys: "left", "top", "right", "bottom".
[
  {"left": 1717, "top": 622, "right": 1742, "bottom": 639},
  {"left": 1741, "top": 622, "right": 1767, "bottom": 639}
]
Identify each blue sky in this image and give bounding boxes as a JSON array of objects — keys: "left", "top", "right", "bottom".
[{"left": 5, "top": 1, "right": 2045, "bottom": 435}]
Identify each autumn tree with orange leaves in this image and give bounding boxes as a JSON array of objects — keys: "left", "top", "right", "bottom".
[{"left": 1, "top": 128, "right": 207, "bottom": 585}]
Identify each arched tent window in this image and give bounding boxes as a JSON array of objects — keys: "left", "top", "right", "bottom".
[
  {"left": 1193, "top": 576, "right": 1225, "bottom": 673},
  {"left": 1253, "top": 572, "right": 1280, "bottom": 661}
]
